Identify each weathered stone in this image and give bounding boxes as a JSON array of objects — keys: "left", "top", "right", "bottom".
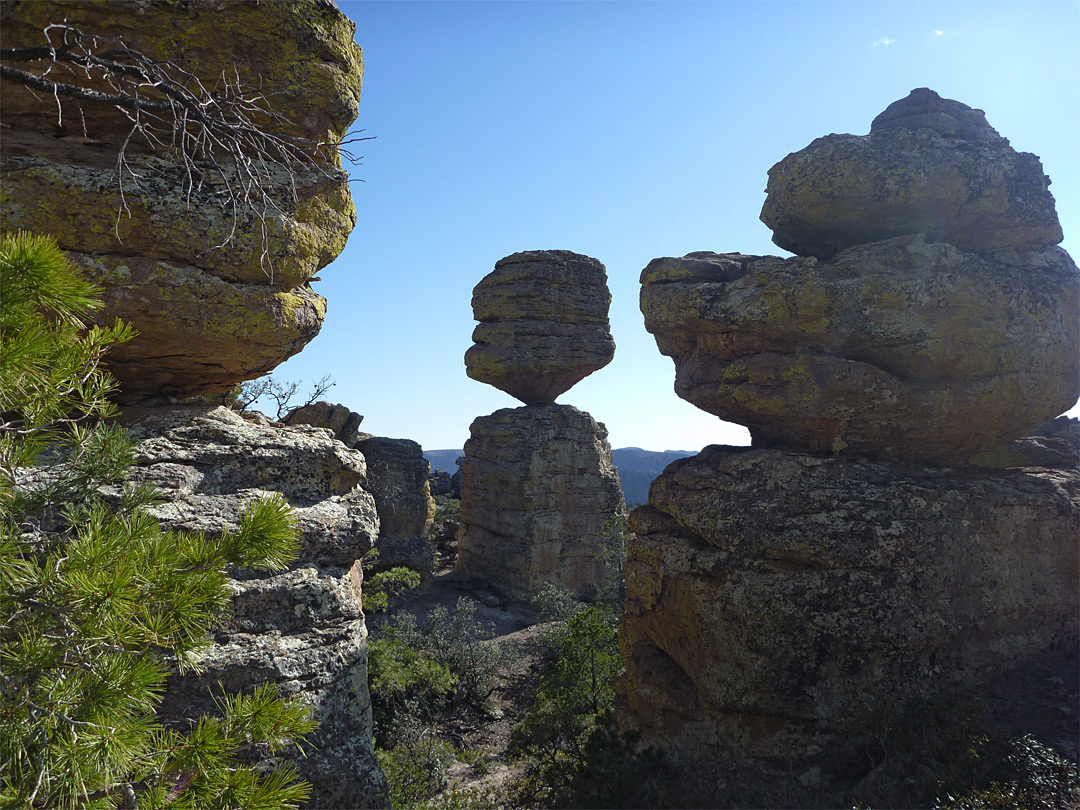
[
  {"left": 760, "top": 88, "right": 1063, "bottom": 259},
  {"left": 113, "top": 405, "right": 386, "bottom": 809},
  {"left": 639, "top": 237, "right": 1080, "bottom": 464},
  {"left": 0, "top": 0, "right": 363, "bottom": 400},
  {"left": 354, "top": 435, "right": 436, "bottom": 576},
  {"left": 971, "top": 415, "right": 1080, "bottom": 469},
  {"left": 465, "top": 250, "right": 615, "bottom": 404},
  {"left": 617, "top": 444, "right": 1080, "bottom": 793},
  {"left": 285, "top": 400, "right": 364, "bottom": 446},
  {"left": 456, "top": 404, "right": 625, "bottom": 599}
]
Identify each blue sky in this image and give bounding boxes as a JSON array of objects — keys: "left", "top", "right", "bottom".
[{"left": 268, "top": 1, "right": 1079, "bottom": 452}]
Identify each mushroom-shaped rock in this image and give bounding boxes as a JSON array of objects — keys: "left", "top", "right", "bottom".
[
  {"left": 639, "top": 238, "right": 1080, "bottom": 464},
  {"left": 465, "top": 250, "right": 615, "bottom": 404},
  {"left": 760, "top": 88, "right": 1063, "bottom": 259}
]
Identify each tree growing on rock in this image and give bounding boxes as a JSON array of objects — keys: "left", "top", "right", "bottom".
[{"left": 0, "top": 232, "right": 316, "bottom": 810}]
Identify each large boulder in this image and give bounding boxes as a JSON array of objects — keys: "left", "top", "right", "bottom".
[
  {"left": 113, "top": 405, "right": 387, "bottom": 809},
  {"left": 354, "top": 435, "right": 437, "bottom": 576},
  {"left": 639, "top": 237, "right": 1080, "bottom": 464},
  {"left": 0, "top": 1, "right": 363, "bottom": 400},
  {"left": 285, "top": 400, "right": 365, "bottom": 447},
  {"left": 618, "top": 444, "right": 1080, "bottom": 795},
  {"left": 456, "top": 404, "right": 625, "bottom": 599},
  {"left": 760, "top": 88, "right": 1063, "bottom": 259},
  {"left": 465, "top": 250, "right": 615, "bottom": 404}
]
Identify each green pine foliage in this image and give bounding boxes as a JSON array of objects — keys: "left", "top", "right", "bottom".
[{"left": 0, "top": 232, "right": 317, "bottom": 809}]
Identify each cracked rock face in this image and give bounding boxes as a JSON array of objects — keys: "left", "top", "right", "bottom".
[
  {"left": 760, "top": 88, "right": 1063, "bottom": 259},
  {"left": 618, "top": 445, "right": 1079, "bottom": 790},
  {"left": 0, "top": 0, "right": 363, "bottom": 401},
  {"left": 115, "top": 405, "right": 387, "bottom": 809},
  {"left": 456, "top": 405, "right": 625, "bottom": 599},
  {"left": 465, "top": 250, "right": 615, "bottom": 404},
  {"left": 640, "top": 238, "right": 1080, "bottom": 464}
]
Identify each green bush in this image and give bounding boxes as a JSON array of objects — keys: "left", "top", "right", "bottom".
[
  {"left": 0, "top": 232, "right": 316, "bottom": 810},
  {"left": 936, "top": 734, "right": 1080, "bottom": 810},
  {"left": 376, "top": 724, "right": 458, "bottom": 809}
]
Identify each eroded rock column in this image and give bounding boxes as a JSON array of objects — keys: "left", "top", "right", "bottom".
[{"left": 458, "top": 250, "right": 624, "bottom": 599}]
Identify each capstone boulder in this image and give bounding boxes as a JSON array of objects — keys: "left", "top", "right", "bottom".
[
  {"left": 760, "top": 88, "right": 1063, "bottom": 259},
  {"left": 456, "top": 404, "right": 625, "bottom": 599},
  {"left": 465, "top": 250, "right": 615, "bottom": 404},
  {"left": 639, "top": 237, "right": 1080, "bottom": 464}
]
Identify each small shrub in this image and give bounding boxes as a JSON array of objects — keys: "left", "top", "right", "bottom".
[
  {"left": 432, "top": 495, "right": 460, "bottom": 523},
  {"left": 376, "top": 724, "right": 457, "bottom": 809},
  {"left": 369, "top": 614, "right": 455, "bottom": 744},
  {"left": 531, "top": 582, "right": 584, "bottom": 623},
  {"left": 935, "top": 734, "right": 1080, "bottom": 810},
  {"left": 425, "top": 597, "right": 514, "bottom": 708}
]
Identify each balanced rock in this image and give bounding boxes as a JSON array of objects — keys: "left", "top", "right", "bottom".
[
  {"left": 354, "top": 435, "right": 437, "bottom": 577},
  {"left": 760, "top": 88, "right": 1063, "bottom": 258},
  {"left": 112, "top": 405, "right": 386, "bottom": 808},
  {"left": 0, "top": 1, "right": 363, "bottom": 400},
  {"left": 465, "top": 250, "right": 615, "bottom": 404},
  {"left": 618, "top": 444, "right": 1079, "bottom": 795},
  {"left": 456, "top": 405, "right": 625, "bottom": 599},
  {"left": 639, "top": 237, "right": 1079, "bottom": 464}
]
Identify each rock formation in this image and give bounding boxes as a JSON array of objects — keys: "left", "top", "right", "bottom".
[
  {"left": 465, "top": 250, "right": 615, "bottom": 404},
  {"left": 621, "top": 89, "right": 1080, "bottom": 800},
  {"left": 285, "top": 400, "right": 365, "bottom": 447},
  {"left": 0, "top": 0, "right": 363, "bottom": 401},
  {"left": 640, "top": 238, "right": 1078, "bottom": 464},
  {"left": 112, "top": 405, "right": 386, "bottom": 809},
  {"left": 760, "top": 87, "right": 1063, "bottom": 259},
  {"left": 458, "top": 250, "right": 624, "bottom": 598},
  {"left": 355, "top": 435, "right": 437, "bottom": 577},
  {"left": 620, "top": 446, "right": 1079, "bottom": 789},
  {"left": 456, "top": 405, "right": 625, "bottom": 599}
]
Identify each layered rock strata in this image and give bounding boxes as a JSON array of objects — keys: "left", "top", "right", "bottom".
[
  {"left": 619, "top": 446, "right": 1079, "bottom": 788},
  {"left": 0, "top": 1, "right": 363, "bottom": 400},
  {"left": 465, "top": 250, "right": 615, "bottom": 404},
  {"left": 354, "top": 435, "right": 437, "bottom": 577},
  {"left": 640, "top": 238, "right": 1079, "bottom": 464},
  {"left": 760, "top": 87, "right": 1063, "bottom": 258},
  {"left": 114, "top": 405, "right": 386, "bottom": 809},
  {"left": 456, "top": 405, "right": 624, "bottom": 599}
]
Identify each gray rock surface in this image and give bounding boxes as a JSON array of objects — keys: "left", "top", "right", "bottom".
[
  {"left": 618, "top": 444, "right": 1079, "bottom": 792},
  {"left": 760, "top": 88, "right": 1063, "bottom": 259},
  {"left": 116, "top": 404, "right": 387, "bottom": 809},
  {"left": 639, "top": 237, "right": 1079, "bottom": 464},
  {"left": 465, "top": 250, "right": 615, "bottom": 404},
  {"left": 456, "top": 404, "right": 625, "bottom": 599}
]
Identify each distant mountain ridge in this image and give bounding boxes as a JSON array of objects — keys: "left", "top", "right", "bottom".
[{"left": 423, "top": 446, "right": 696, "bottom": 506}]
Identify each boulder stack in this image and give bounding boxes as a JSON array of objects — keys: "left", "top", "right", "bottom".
[
  {"left": 465, "top": 250, "right": 615, "bottom": 404},
  {"left": 622, "top": 90, "right": 1080, "bottom": 801},
  {"left": 458, "top": 251, "right": 624, "bottom": 599}
]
